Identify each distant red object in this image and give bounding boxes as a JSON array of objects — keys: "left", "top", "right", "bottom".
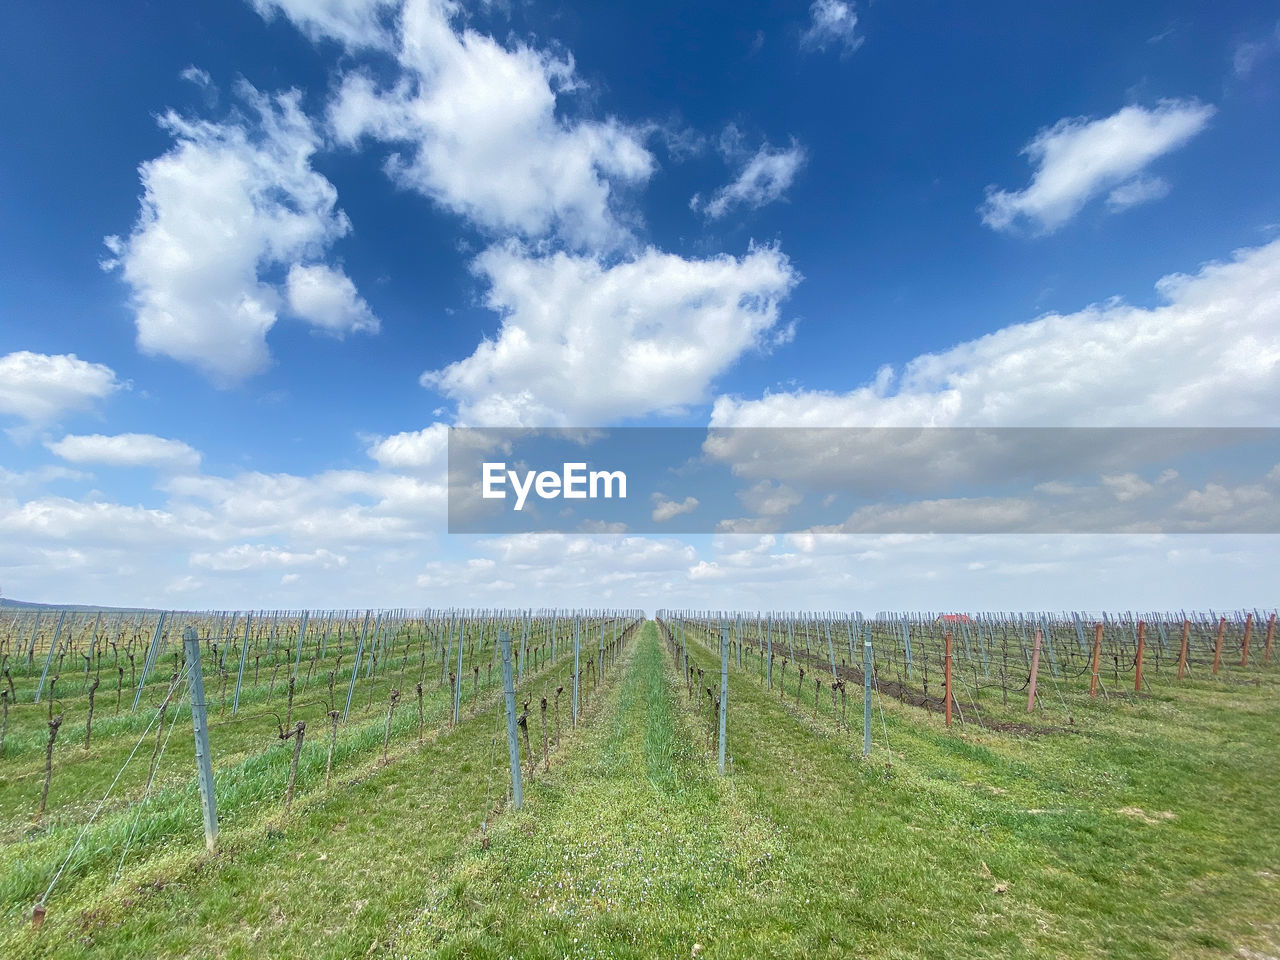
[{"left": 937, "top": 614, "right": 973, "bottom": 623}]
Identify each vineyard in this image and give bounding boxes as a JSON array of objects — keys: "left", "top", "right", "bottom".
[{"left": 0, "top": 607, "right": 1277, "bottom": 958}]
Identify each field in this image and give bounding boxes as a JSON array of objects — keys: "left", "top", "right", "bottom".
[{"left": 0, "top": 609, "right": 1278, "bottom": 958}]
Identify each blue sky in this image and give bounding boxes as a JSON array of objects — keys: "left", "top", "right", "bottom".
[{"left": 1, "top": 0, "right": 1279, "bottom": 611}]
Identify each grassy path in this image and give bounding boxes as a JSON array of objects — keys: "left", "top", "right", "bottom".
[
  {"left": 391, "top": 621, "right": 786, "bottom": 959},
  {"left": 9, "top": 625, "right": 638, "bottom": 959}
]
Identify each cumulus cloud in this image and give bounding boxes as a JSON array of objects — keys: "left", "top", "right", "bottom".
[
  {"left": 692, "top": 140, "right": 806, "bottom": 219},
  {"left": 425, "top": 243, "right": 798, "bottom": 425},
  {"left": 190, "top": 543, "right": 349, "bottom": 571},
  {"left": 651, "top": 494, "right": 699, "bottom": 523},
  {"left": 1101, "top": 472, "right": 1154, "bottom": 502},
  {"left": 365, "top": 423, "right": 449, "bottom": 472},
  {"left": 0, "top": 351, "right": 121, "bottom": 425},
  {"left": 324, "top": 0, "right": 654, "bottom": 250},
  {"left": 163, "top": 467, "right": 446, "bottom": 543},
  {"left": 981, "top": 100, "right": 1214, "bottom": 234},
  {"left": 0, "top": 496, "right": 208, "bottom": 546},
  {"left": 103, "top": 82, "right": 377, "bottom": 384},
  {"left": 285, "top": 263, "right": 379, "bottom": 336},
  {"left": 800, "top": 0, "right": 863, "bottom": 54},
  {"left": 46, "top": 433, "right": 202, "bottom": 471},
  {"left": 737, "top": 479, "right": 802, "bottom": 517},
  {"left": 712, "top": 238, "right": 1280, "bottom": 430}
]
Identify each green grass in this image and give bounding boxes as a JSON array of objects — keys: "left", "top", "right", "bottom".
[
  {"left": 391, "top": 621, "right": 786, "bottom": 959},
  {"left": 2, "top": 625, "right": 636, "bottom": 959},
  {"left": 4, "top": 620, "right": 1279, "bottom": 959}
]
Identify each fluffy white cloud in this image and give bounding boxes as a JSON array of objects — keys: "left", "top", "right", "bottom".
[
  {"left": 285, "top": 264, "right": 379, "bottom": 336},
  {"left": 103, "top": 82, "right": 376, "bottom": 384},
  {"left": 325, "top": 0, "right": 654, "bottom": 250},
  {"left": 190, "top": 543, "right": 349, "bottom": 571},
  {"left": 712, "top": 238, "right": 1280, "bottom": 430},
  {"left": 46, "top": 433, "right": 202, "bottom": 471},
  {"left": 737, "top": 480, "right": 802, "bottom": 517},
  {"left": 800, "top": 0, "right": 862, "bottom": 54},
  {"left": 365, "top": 423, "right": 449, "bottom": 472},
  {"left": 693, "top": 141, "right": 806, "bottom": 219},
  {"left": 426, "top": 243, "right": 798, "bottom": 425},
  {"left": 1101, "top": 472, "right": 1154, "bottom": 502},
  {"left": 250, "top": 0, "right": 397, "bottom": 49},
  {"left": 164, "top": 467, "right": 445, "bottom": 543},
  {"left": 0, "top": 496, "right": 207, "bottom": 546},
  {"left": 981, "top": 100, "right": 1214, "bottom": 234},
  {"left": 651, "top": 494, "right": 699, "bottom": 523},
  {"left": 0, "top": 351, "right": 121, "bottom": 424}
]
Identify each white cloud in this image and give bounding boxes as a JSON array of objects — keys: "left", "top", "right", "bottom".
[
  {"left": 250, "top": 0, "right": 397, "bottom": 49},
  {"left": 737, "top": 479, "right": 802, "bottom": 516},
  {"left": 163, "top": 467, "right": 445, "bottom": 543},
  {"left": 693, "top": 141, "right": 806, "bottom": 219},
  {"left": 103, "top": 82, "right": 376, "bottom": 384},
  {"left": 285, "top": 263, "right": 379, "bottom": 336},
  {"left": 0, "top": 466, "right": 92, "bottom": 495},
  {"left": 712, "top": 238, "right": 1280, "bottom": 430},
  {"left": 190, "top": 543, "right": 348, "bottom": 572},
  {"left": 46, "top": 433, "right": 202, "bottom": 471},
  {"left": 180, "top": 65, "right": 212, "bottom": 88},
  {"left": 651, "top": 494, "right": 699, "bottom": 523},
  {"left": 325, "top": 0, "right": 654, "bottom": 250},
  {"left": 1101, "top": 473, "right": 1154, "bottom": 502},
  {"left": 425, "top": 243, "right": 798, "bottom": 425},
  {"left": 981, "top": 100, "right": 1214, "bottom": 234},
  {"left": 0, "top": 351, "right": 121, "bottom": 424},
  {"left": 800, "top": 0, "right": 862, "bottom": 54},
  {"left": 1233, "top": 22, "right": 1280, "bottom": 77},
  {"left": 1106, "top": 175, "right": 1170, "bottom": 211},
  {"left": 365, "top": 423, "right": 449, "bottom": 472},
  {"left": 0, "top": 496, "right": 206, "bottom": 546}
]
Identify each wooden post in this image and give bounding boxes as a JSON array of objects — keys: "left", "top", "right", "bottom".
[
  {"left": 1265, "top": 613, "right": 1276, "bottom": 665},
  {"left": 1134, "top": 621, "right": 1145, "bottom": 693},
  {"left": 1240, "top": 613, "right": 1253, "bottom": 667},
  {"left": 1026, "top": 630, "right": 1042, "bottom": 714},
  {"left": 1090, "top": 623, "right": 1102, "bottom": 697},
  {"left": 1212, "top": 616, "right": 1225, "bottom": 675},
  {"left": 1177, "top": 619, "right": 1190, "bottom": 680},
  {"left": 943, "top": 631, "right": 953, "bottom": 727}
]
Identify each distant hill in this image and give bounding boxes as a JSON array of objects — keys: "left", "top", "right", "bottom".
[{"left": 0, "top": 597, "right": 158, "bottom": 613}]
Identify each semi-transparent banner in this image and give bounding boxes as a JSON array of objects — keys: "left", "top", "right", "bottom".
[{"left": 447, "top": 427, "right": 1280, "bottom": 534}]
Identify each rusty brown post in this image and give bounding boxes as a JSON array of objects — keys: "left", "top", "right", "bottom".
[
  {"left": 1212, "top": 616, "right": 1225, "bottom": 675},
  {"left": 1026, "top": 629, "right": 1042, "bottom": 713},
  {"left": 1090, "top": 623, "right": 1102, "bottom": 697},
  {"left": 1177, "top": 619, "right": 1190, "bottom": 680},
  {"left": 944, "top": 631, "right": 953, "bottom": 727},
  {"left": 1240, "top": 613, "right": 1253, "bottom": 667},
  {"left": 1265, "top": 613, "right": 1276, "bottom": 665},
  {"left": 1134, "top": 621, "right": 1145, "bottom": 693}
]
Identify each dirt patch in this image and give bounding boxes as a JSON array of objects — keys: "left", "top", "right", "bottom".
[
  {"left": 1115, "top": 807, "right": 1176, "bottom": 825},
  {"left": 779, "top": 646, "right": 1063, "bottom": 736}
]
